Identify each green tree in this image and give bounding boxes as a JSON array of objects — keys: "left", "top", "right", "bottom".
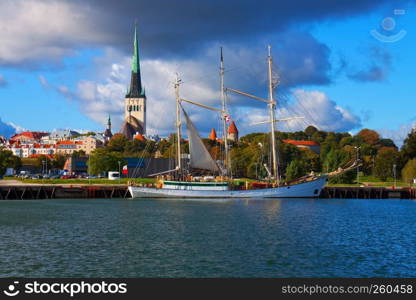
[
  {"left": 107, "top": 134, "right": 128, "bottom": 152},
  {"left": 401, "top": 159, "right": 416, "bottom": 185},
  {"left": 374, "top": 147, "right": 399, "bottom": 181},
  {"left": 52, "top": 153, "right": 67, "bottom": 170},
  {"left": 324, "top": 148, "right": 355, "bottom": 183},
  {"left": 71, "top": 150, "right": 86, "bottom": 158},
  {"left": 0, "top": 148, "right": 20, "bottom": 176},
  {"left": 87, "top": 148, "right": 126, "bottom": 175},
  {"left": 286, "top": 160, "right": 307, "bottom": 181},
  {"left": 304, "top": 125, "right": 318, "bottom": 138},
  {"left": 402, "top": 129, "right": 416, "bottom": 160},
  {"left": 35, "top": 155, "right": 52, "bottom": 170}
]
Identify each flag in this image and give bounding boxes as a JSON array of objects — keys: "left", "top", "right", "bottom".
[
  {"left": 122, "top": 165, "right": 128, "bottom": 175},
  {"left": 225, "top": 115, "right": 231, "bottom": 123}
]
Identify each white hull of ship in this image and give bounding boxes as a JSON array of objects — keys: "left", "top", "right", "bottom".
[{"left": 128, "top": 176, "right": 327, "bottom": 199}]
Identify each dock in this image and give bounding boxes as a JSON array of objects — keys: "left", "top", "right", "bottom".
[
  {"left": 0, "top": 185, "right": 130, "bottom": 200},
  {"left": 321, "top": 186, "right": 416, "bottom": 199},
  {"left": 0, "top": 183, "right": 415, "bottom": 200}
]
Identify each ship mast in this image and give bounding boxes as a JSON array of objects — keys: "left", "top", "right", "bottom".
[
  {"left": 267, "top": 45, "right": 279, "bottom": 185},
  {"left": 174, "top": 75, "right": 182, "bottom": 172},
  {"left": 220, "top": 47, "right": 230, "bottom": 176}
]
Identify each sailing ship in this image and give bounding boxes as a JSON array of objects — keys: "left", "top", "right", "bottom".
[{"left": 129, "top": 46, "right": 328, "bottom": 198}]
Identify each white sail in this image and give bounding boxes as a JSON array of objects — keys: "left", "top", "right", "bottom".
[{"left": 181, "top": 106, "right": 219, "bottom": 172}]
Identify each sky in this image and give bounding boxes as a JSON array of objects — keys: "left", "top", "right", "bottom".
[{"left": 0, "top": 0, "right": 415, "bottom": 146}]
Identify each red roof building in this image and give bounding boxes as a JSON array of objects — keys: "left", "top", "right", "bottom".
[
  {"left": 208, "top": 128, "right": 217, "bottom": 141},
  {"left": 10, "top": 131, "right": 49, "bottom": 143},
  {"left": 227, "top": 121, "right": 239, "bottom": 142},
  {"left": 134, "top": 133, "right": 146, "bottom": 142},
  {"left": 283, "top": 139, "right": 320, "bottom": 154}
]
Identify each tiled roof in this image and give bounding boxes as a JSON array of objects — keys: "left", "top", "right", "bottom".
[
  {"left": 228, "top": 121, "right": 238, "bottom": 134},
  {"left": 134, "top": 133, "right": 146, "bottom": 141},
  {"left": 283, "top": 140, "right": 320, "bottom": 146},
  {"left": 209, "top": 128, "right": 217, "bottom": 140},
  {"left": 10, "top": 131, "right": 49, "bottom": 140}
]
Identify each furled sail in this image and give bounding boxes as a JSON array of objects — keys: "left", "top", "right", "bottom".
[{"left": 181, "top": 106, "right": 219, "bottom": 172}]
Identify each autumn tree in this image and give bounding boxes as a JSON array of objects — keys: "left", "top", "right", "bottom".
[{"left": 357, "top": 129, "right": 380, "bottom": 146}]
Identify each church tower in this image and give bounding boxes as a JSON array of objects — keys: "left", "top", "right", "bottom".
[{"left": 121, "top": 26, "right": 146, "bottom": 139}]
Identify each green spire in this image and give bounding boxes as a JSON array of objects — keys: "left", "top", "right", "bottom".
[
  {"left": 108, "top": 114, "right": 111, "bottom": 126},
  {"left": 132, "top": 26, "right": 139, "bottom": 73}
]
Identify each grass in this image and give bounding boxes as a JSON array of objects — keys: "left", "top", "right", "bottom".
[{"left": 328, "top": 174, "right": 410, "bottom": 187}]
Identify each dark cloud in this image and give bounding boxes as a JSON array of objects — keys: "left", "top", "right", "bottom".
[
  {"left": 0, "top": 0, "right": 406, "bottom": 67},
  {"left": 74, "top": 0, "right": 402, "bottom": 58}
]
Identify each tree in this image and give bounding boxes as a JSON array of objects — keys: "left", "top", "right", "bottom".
[
  {"left": 374, "top": 147, "right": 399, "bottom": 181},
  {"left": 286, "top": 160, "right": 307, "bottom": 181},
  {"left": 0, "top": 148, "right": 20, "bottom": 176},
  {"left": 379, "top": 138, "right": 396, "bottom": 149},
  {"left": 356, "top": 129, "right": 380, "bottom": 146},
  {"left": 107, "top": 134, "right": 128, "bottom": 152},
  {"left": 402, "top": 159, "right": 416, "bottom": 185},
  {"left": 71, "top": 150, "right": 86, "bottom": 158},
  {"left": 402, "top": 128, "right": 416, "bottom": 160},
  {"left": 323, "top": 148, "right": 355, "bottom": 183},
  {"left": 52, "top": 153, "right": 67, "bottom": 170},
  {"left": 34, "top": 155, "right": 52, "bottom": 170},
  {"left": 87, "top": 148, "right": 126, "bottom": 175},
  {"left": 304, "top": 125, "right": 318, "bottom": 138}
]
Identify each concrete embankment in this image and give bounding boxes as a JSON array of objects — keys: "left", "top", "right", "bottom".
[
  {"left": 0, "top": 183, "right": 130, "bottom": 200},
  {"left": 0, "top": 180, "right": 415, "bottom": 200}
]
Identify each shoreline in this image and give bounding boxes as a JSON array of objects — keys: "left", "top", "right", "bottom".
[{"left": 0, "top": 180, "right": 415, "bottom": 200}]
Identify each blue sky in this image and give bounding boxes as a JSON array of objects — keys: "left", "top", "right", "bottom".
[{"left": 0, "top": 0, "right": 415, "bottom": 146}]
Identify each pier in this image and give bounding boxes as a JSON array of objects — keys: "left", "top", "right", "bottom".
[
  {"left": 0, "top": 182, "right": 415, "bottom": 200},
  {"left": 0, "top": 184, "right": 130, "bottom": 200},
  {"left": 321, "top": 186, "right": 416, "bottom": 199}
]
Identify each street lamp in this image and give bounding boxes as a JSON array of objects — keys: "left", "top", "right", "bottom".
[
  {"left": 393, "top": 164, "right": 397, "bottom": 189},
  {"left": 118, "top": 161, "right": 121, "bottom": 184},
  {"left": 355, "top": 146, "right": 360, "bottom": 185}
]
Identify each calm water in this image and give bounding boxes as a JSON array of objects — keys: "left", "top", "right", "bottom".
[{"left": 0, "top": 198, "right": 415, "bottom": 277}]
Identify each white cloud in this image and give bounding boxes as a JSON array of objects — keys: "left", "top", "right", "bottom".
[
  {"left": 0, "top": 0, "right": 108, "bottom": 66},
  {"left": 0, "top": 118, "right": 25, "bottom": 138},
  {"left": 44, "top": 45, "right": 361, "bottom": 137},
  {"left": 236, "top": 89, "right": 362, "bottom": 135},
  {"left": 38, "top": 75, "right": 49, "bottom": 88}
]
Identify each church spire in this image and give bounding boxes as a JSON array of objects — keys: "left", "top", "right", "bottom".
[
  {"left": 132, "top": 26, "right": 139, "bottom": 73},
  {"left": 126, "top": 25, "right": 144, "bottom": 98}
]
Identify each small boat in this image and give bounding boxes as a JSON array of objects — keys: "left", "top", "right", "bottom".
[{"left": 129, "top": 46, "right": 328, "bottom": 199}]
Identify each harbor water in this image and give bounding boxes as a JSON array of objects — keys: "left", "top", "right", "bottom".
[{"left": 0, "top": 198, "right": 415, "bottom": 277}]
